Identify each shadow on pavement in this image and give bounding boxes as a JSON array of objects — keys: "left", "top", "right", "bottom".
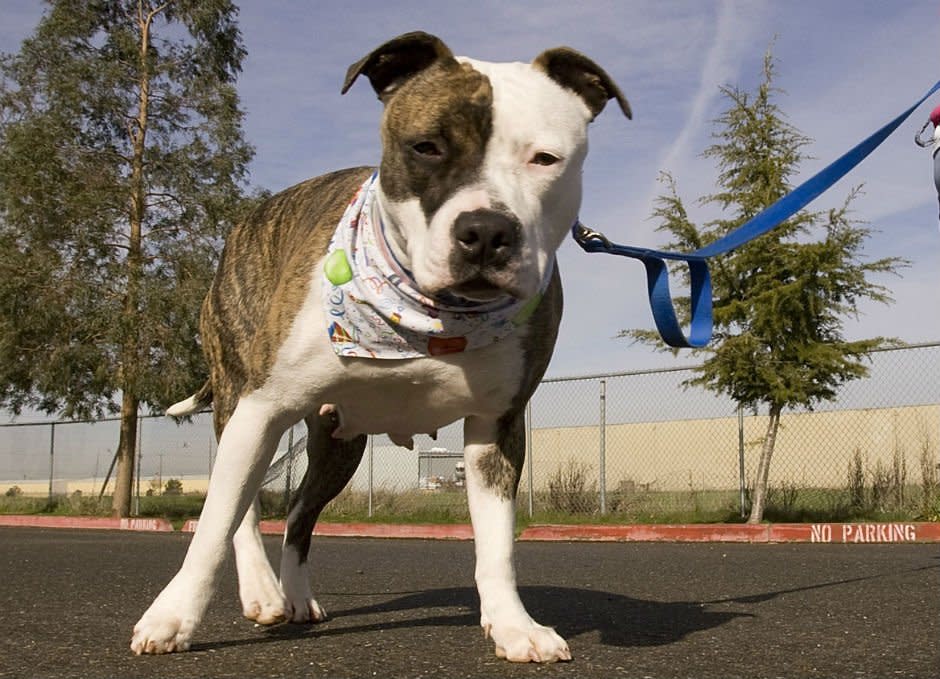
[
  {"left": 328, "top": 586, "right": 749, "bottom": 647},
  {"left": 194, "top": 559, "right": 940, "bottom": 654},
  {"left": 193, "top": 585, "right": 749, "bottom": 653}
]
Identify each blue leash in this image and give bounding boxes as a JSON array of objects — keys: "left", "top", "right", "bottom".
[{"left": 574, "top": 79, "right": 940, "bottom": 348}]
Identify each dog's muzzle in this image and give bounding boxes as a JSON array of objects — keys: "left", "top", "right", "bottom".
[{"left": 449, "top": 209, "right": 522, "bottom": 300}]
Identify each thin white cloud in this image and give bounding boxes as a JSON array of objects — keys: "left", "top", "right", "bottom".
[
  {"left": 657, "top": 0, "right": 739, "bottom": 183},
  {"left": 632, "top": 0, "right": 770, "bottom": 233}
]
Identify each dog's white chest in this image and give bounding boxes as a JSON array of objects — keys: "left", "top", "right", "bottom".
[
  {"left": 261, "top": 266, "right": 526, "bottom": 443},
  {"left": 323, "top": 349, "right": 522, "bottom": 444}
]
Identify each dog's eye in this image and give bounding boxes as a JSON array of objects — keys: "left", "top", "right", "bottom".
[
  {"left": 530, "top": 152, "right": 560, "bottom": 166},
  {"left": 411, "top": 141, "right": 443, "bottom": 158}
]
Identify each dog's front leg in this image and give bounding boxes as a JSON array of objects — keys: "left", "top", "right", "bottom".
[
  {"left": 464, "top": 414, "right": 571, "bottom": 663},
  {"left": 131, "top": 394, "right": 287, "bottom": 654}
]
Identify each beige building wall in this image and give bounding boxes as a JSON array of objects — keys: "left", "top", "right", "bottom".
[
  {"left": 5, "top": 405, "right": 936, "bottom": 497},
  {"left": 3, "top": 476, "right": 212, "bottom": 498},
  {"left": 530, "top": 405, "right": 939, "bottom": 492}
]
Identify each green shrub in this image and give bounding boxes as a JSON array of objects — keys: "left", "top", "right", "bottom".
[{"left": 547, "top": 460, "right": 597, "bottom": 514}]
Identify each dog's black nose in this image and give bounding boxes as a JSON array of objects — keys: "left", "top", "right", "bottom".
[{"left": 453, "top": 210, "right": 519, "bottom": 267}]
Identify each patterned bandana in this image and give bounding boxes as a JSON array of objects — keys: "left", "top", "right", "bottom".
[{"left": 322, "top": 173, "right": 550, "bottom": 359}]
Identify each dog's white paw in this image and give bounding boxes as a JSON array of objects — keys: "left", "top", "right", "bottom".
[
  {"left": 130, "top": 609, "right": 195, "bottom": 655},
  {"left": 288, "top": 596, "right": 328, "bottom": 624},
  {"left": 278, "top": 547, "right": 328, "bottom": 624},
  {"left": 239, "top": 571, "right": 291, "bottom": 625},
  {"left": 280, "top": 561, "right": 328, "bottom": 623},
  {"left": 484, "top": 621, "right": 571, "bottom": 663},
  {"left": 131, "top": 575, "right": 207, "bottom": 655},
  {"left": 241, "top": 593, "right": 291, "bottom": 625}
]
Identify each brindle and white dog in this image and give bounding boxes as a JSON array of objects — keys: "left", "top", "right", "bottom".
[{"left": 131, "top": 31, "right": 630, "bottom": 663}]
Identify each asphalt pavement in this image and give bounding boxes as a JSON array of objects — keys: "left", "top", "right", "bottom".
[{"left": 0, "top": 527, "right": 937, "bottom": 678}]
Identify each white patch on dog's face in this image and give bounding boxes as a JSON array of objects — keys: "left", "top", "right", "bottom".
[{"left": 376, "top": 58, "right": 592, "bottom": 302}]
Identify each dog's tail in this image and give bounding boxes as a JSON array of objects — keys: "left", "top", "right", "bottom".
[{"left": 166, "top": 380, "right": 213, "bottom": 417}]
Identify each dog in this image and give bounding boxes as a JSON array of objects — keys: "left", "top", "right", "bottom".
[{"left": 130, "top": 31, "right": 630, "bottom": 663}]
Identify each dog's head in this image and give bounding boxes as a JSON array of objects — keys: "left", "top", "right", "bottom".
[{"left": 343, "top": 31, "right": 630, "bottom": 303}]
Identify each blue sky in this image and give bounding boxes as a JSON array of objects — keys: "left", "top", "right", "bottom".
[{"left": 2, "top": 0, "right": 939, "bottom": 380}]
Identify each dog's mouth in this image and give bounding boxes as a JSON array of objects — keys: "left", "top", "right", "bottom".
[{"left": 448, "top": 276, "right": 504, "bottom": 301}]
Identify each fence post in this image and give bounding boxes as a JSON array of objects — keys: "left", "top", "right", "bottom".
[
  {"left": 738, "top": 405, "right": 746, "bottom": 518},
  {"left": 284, "top": 424, "right": 294, "bottom": 513},
  {"left": 47, "top": 422, "right": 55, "bottom": 503},
  {"left": 368, "top": 435, "right": 374, "bottom": 518},
  {"left": 207, "top": 426, "right": 214, "bottom": 480},
  {"left": 526, "top": 400, "right": 534, "bottom": 518},
  {"left": 599, "top": 379, "right": 607, "bottom": 515}
]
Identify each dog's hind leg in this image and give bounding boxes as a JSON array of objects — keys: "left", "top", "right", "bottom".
[
  {"left": 131, "top": 393, "right": 290, "bottom": 654},
  {"left": 194, "top": 378, "right": 290, "bottom": 625},
  {"left": 464, "top": 412, "right": 571, "bottom": 663},
  {"left": 279, "top": 410, "right": 366, "bottom": 623},
  {"left": 233, "top": 497, "right": 291, "bottom": 624}
]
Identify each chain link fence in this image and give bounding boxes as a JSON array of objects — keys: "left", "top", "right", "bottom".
[
  {"left": 1, "top": 342, "right": 938, "bottom": 522},
  {"left": 526, "top": 343, "right": 939, "bottom": 521}
]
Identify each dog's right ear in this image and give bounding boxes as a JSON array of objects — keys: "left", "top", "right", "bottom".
[{"left": 342, "top": 31, "right": 455, "bottom": 101}]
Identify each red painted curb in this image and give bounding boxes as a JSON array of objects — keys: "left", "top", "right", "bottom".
[
  {"left": 769, "top": 522, "right": 940, "bottom": 544},
  {"left": 181, "top": 519, "right": 475, "bottom": 541},
  {"left": 518, "top": 523, "right": 770, "bottom": 543},
  {"left": 314, "top": 523, "right": 475, "bottom": 540},
  {"left": 5, "top": 516, "right": 938, "bottom": 543},
  {"left": 520, "top": 522, "right": 940, "bottom": 544},
  {"left": 0, "top": 515, "right": 173, "bottom": 532}
]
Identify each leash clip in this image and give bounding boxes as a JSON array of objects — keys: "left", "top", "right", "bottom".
[{"left": 572, "top": 222, "right": 612, "bottom": 249}]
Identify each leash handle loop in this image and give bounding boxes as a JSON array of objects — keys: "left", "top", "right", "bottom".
[
  {"left": 574, "top": 78, "right": 940, "bottom": 349},
  {"left": 915, "top": 120, "right": 933, "bottom": 148}
]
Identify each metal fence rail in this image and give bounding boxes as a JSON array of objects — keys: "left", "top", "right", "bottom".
[{"left": 1, "top": 342, "right": 938, "bottom": 522}]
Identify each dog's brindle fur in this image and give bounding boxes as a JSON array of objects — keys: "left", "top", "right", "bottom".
[
  {"left": 131, "top": 32, "right": 628, "bottom": 663},
  {"left": 201, "top": 171, "right": 370, "bottom": 431},
  {"left": 201, "top": 170, "right": 377, "bottom": 561}
]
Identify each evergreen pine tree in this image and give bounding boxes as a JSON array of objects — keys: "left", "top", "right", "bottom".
[
  {"left": 0, "top": 1, "right": 255, "bottom": 516},
  {"left": 625, "top": 52, "right": 906, "bottom": 523}
]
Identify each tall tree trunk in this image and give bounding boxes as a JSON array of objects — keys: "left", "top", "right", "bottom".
[
  {"left": 747, "top": 404, "right": 782, "bottom": 524},
  {"left": 113, "top": 2, "right": 159, "bottom": 517},
  {"left": 111, "top": 391, "right": 139, "bottom": 517}
]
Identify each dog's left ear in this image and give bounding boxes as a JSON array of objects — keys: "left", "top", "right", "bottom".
[
  {"left": 342, "top": 31, "right": 455, "bottom": 102},
  {"left": 533, "top": 47, "right": 632, "bottom": 121}
]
